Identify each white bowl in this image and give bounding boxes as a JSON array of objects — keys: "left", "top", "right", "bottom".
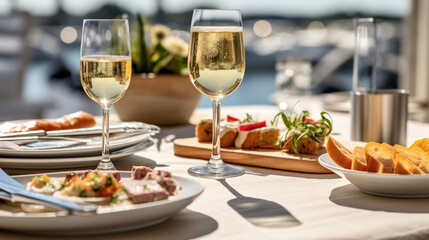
[{"left": 318, "top": 153, "right": 429, "bottom": 198}]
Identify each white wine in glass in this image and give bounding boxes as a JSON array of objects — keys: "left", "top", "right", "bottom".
[
  {"left": 188, "top": 9, "right": 245, "bottom": 179},
  {"left": 80, "top": 20, "right": 131, "bottom": 170}
]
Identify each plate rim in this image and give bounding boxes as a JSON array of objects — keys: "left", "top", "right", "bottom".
[
  {"left": 318, "top": 153, "right": 429, "bottom": 179},
  {"left": 0, "top": 140, "right": 154, "bottom": 169}
]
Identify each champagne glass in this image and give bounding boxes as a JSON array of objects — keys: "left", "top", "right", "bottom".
[
  {"left": 80, "top": 19, "right": 131, "bottom": 170},
  {"left": 188, "top": 9, "right": 245, "bottom": 178}
]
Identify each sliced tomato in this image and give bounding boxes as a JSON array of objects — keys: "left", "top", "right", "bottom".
[
  {"left": 238, "top": 121, "right": 266, "bottom": 131},
  {"left": 227, "top": 115, "right": 240, "bottom": 122},
  {"left": 305, "top": 118, "right": 318, "bottom": 125}
]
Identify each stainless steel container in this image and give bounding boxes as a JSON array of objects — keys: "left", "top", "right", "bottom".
[{"left": 351, "top": 89, "right": 408, "bottom": 145}]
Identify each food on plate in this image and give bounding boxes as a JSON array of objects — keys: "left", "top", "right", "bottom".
[
  {"left": 326, "top": 136, "right": 429, "bottom": 175},
  {"left": 325, "top": 136, "right": 353, "bottom": 169},
  {"left": 1, "top": 111, "right": 96, "bottom": 133},
  {"left": 28, "top": 174, "right": 65, "bottom": 195},
  {"left": 365, "top": 142, "right": 395, "bottom": 173},
  {"left": 411, "top": 138, "right": 429, "bottom": 154},
  {"left": 273, "top": 110, "right": 332, "bottom": 155},
  {"left": 393, "top": 151, "right": 425, "bottom": 175},
  {"left": 393, "top": 145, "right": 429, "bottom": 173},
  {"left": 351, "top": 146, "right": 367, "bottom": 171},
  {"left": 20, "top": 166, "right": 179, "bottom": 213}
]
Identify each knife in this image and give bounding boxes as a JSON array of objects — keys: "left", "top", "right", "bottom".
[
  {"left": 0, "top": 122, "right": 160, "bottom": 138},
  {"left": 0, "top": 169, "right": 97, "bottom": 215}
]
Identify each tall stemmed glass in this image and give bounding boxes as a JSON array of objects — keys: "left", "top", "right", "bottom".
[
  {"left": 188, "top": 9, "right": 246, "bottom": 178},
  {"left": 80, "top": 19, "right": 131, "bottom": 170}
]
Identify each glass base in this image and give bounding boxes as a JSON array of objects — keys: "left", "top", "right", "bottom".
[
  {"left": 188, "top": 164, "right": 244, "bottom": 179},
  {"left": 96, "top": 161, "right": 117, "bottom": 171}
]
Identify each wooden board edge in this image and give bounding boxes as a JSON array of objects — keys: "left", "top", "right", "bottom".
[{"left": 173, "top": 141, "right": 332, "bottom": 174}]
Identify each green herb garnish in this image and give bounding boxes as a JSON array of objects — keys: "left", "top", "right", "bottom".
[
  {"left": 110, "top": 188, "right": 124, "bottom": 204},
  {"left": 79, "top": 190, "right": 86, "bottom": 197},
  {"left": 92, "top": 182, "right": 104, "bottom": 191},
  {"left": 105, "top": 175, "right": 113, "bottom": 187},
  {"left": 272, "top": 109, "right": 332, "bottom": 155},
  {"left": 60, "top": 180, "right": 67, "bottom": 190},
  {"left": 37, "top": 179, "right": 47, "bottom": 185}
]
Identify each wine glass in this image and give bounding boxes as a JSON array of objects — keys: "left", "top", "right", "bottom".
[
  {"left": 80, "top": 19, "right": 131, "bottom": 170},
  {"left": 188, "top": 9, "right": 246, "bottom": 178}
]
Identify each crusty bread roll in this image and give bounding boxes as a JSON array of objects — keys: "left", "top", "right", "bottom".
[
  {"left": 1, "top": 111, "right": 96, "bottom": 133},
  {"left": 394, "top": 152, "right": 425, "bottom": 174},
  {"left": 365, "top": 142, "right": 394, "bottom": 173},
  {"left": 325, "top": 136, "right": 353, "bottom": 169},
  {"left": 351, "top": 146, "right": 367, "bottom": 171}
]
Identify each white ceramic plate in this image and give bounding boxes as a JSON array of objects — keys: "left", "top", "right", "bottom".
[
  {"left": 0, "top": 171, "right": 204, "bottom": 235},
  {"left": 0, "top": 140, "right": 153, "bottom": 169},
  {"left": 0, "top": 132, "right": 152, "bottom": 158},
  {"left": 318, "top": 153, "right": 429, "bottom": 198}
]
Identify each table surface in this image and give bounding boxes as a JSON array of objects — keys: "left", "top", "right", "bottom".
[{"left": 1, "top": 103, "right": 429, "bottom": 240}]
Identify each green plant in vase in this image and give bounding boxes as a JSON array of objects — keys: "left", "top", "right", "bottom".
[{"left": 128, "top": 14, "right": 188, "bottom": 75}]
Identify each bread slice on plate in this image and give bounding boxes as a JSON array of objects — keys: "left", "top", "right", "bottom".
[
  {"left": 365, "top": 142, "right": 394, "bottom": 173},
  {"left": 394, "top": 145, "right": 429, "bottom": 173},
  {"left": 411, "top": 138, "right": 429, "bottom": 154},
  {"left": 394, "top": 152, "right": 425, "bottom": 174},
  {"left": 325, "top": 136, "right": 353, "bottom": 169},
  {"left": 351, "top": 146, "right": 367, "bottom": 171}
]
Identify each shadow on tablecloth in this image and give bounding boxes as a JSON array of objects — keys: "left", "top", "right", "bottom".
[
  {"left": 219, "top": 179, "right": 301, "bottom": 228},
  {"left": 330, "top": 184, "right": 429, "bottom": 213}
]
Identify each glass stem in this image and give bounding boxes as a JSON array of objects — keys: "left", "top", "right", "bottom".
[
  {"left": 208, "top": 99, "right": 224, "bottom": 173},
  {"left": 97, "top": 106, "right": 116, "bottom": 170}
]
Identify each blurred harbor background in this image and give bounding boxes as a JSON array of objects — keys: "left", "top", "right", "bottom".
[{"left": 0, "top": 0, "right": 427, "bottom": 122}]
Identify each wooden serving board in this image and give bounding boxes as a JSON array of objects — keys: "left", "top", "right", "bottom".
[{"left": 174, "top": 138, "right": 365, "bottom": 174}]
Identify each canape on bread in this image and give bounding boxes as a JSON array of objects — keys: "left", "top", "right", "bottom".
[
  {"left": 195, "top": 117, "right": 239, "bottom": 148},
  {"left": 195, "top": 118, "right": 212, "bottom": 142},
  {"left": 283, "top": 136, "right": 322, "bottom": 155},
  {"left": 234, "top": 121, "right": 280, "bottom": 149},
  {"left": 273, "top": 110, "right": 332, "bottom": 155}
]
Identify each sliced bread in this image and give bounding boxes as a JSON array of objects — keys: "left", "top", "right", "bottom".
[
  {"left": 393, "top": 145, "right": 429, "bottom": 173},
  {"left": 325, "top": 136, "right": 353, "bottom": 169},
  {"left": 411, "top": 138, "right": 429, "bottom": 154},
  {"left": 365, "top": 142, "right": 394, "bottom": 173},
  {"left": 394, "top": 152, "right": 425, "bottom": 174},
  {"left": 351, "top": 146, "right": 367, "bottom": 171}
]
